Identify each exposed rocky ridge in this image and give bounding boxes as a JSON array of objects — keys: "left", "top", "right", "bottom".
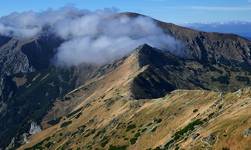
[
  {"left": 31, "top": 43, "right": 251, "bottom": 136},
  {"left": 0, "top": 12, "right": 251, "bottom": 149},
  {"left": 124, "top": 12, "right": 251, "bottom": 64},
  {"left": 130, "top": 44, "right": 251, "bottom": 99}
]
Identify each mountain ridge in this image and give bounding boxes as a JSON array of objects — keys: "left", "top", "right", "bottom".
[{"left": 1, "top": 12, "right": 251, "bottom": 149}]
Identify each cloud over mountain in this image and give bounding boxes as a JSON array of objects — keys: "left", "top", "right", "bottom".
[{"left": 0, "top": 6, "right": 183, "bottom": 66}]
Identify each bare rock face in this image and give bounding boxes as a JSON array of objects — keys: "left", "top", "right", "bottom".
[
  {"left": 29, "top": 122, "right": 42, "bottom": 135},
  {"left": 0, "top": 35, "right": 62, "bottom": 75},
  {"left": 0, "top": 38, "right": 34, "bottom": 75}
]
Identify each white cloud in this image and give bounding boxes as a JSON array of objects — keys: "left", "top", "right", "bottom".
[{"left": 0, "top": 6, "right": 183, "bottom": 66}]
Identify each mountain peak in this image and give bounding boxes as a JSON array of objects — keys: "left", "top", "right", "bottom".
[
  {"left": 135, "top": 44, "right": 154, "bottom": 53},
  {"left": 137, "top": 43, "right": 152, "bottom": 49},
  {"left": 130, "top": 44, "right": 180, "bottom": 69}
]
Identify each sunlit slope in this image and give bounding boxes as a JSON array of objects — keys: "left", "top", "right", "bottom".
[
  {"left": 19, "top": 45, "right": 251, "bottom": 150},
  {"left": 19, "top": 87, "right": 251, "bottom": 150}
]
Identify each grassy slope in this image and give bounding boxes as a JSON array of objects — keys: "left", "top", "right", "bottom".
[
  {"left": 19, "top": 88, "right": 251, "bottom": 150},
  {"left": 18, "top": 47, "right": 251, "bottom": 150}
]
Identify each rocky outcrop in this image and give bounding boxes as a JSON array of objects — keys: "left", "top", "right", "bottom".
[{"left": 29, "top": 122, "right": 42, "bottom": 135}]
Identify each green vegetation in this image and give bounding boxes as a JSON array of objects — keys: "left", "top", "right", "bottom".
[
  {"left": 130, "top": 132, "right": 141, "bottom": 145},
  {"left": 164, "top": 119, "right": 203, "bottom": 148},
  {"left": 141, "top": 128, "right": 147, "bottom": 133},
  {"left": 47, "top": 117, "right": 62, "bottom": 125},
  {"left": 236, "top": 75, "right": 250, "bottom": 84},
  {"left": 211, "top": 75, "right": 230, "bottom": 84},
  {"left": 130, "top": 137, "right": 138, "bottom": 145},
  {"left": 147, "top": 122, "right": 153, "bottom": 127},
  {"left": 101, "top": 139, "right": 109, "bottom": 147},
  {"left": 151, "top": 126, "right": 158, "bottom": 132},
  {"left": 66, "top": 107, "right": 82, "bottom": 118},
  {"left": 84, "top": 129, "right": 96, "bottom": 137},
  {"left": 154, "top": 118, "right": 162, "bottom": 124},
  {"left": 100, "top": 136, "right": 109, "bottom": 147},
  {"left": 193, "top": 109, "right": 198, "bottom": 113},
  {"left": 94, "top": 128, "right": 106, "bottom": 138},
  {"left": 208, "top": 112, "right": 215, "bottom": 119},
  {"left": 45, "top": 141, "right": 53, "bottom": 148},
  {"left": 78, "top": 125, "right": 86, "bottom": 131},
  {"left": 174, "top": 119, "right": 203, "bottom": 139},
  {"left": 109, "top": 145, "right": 128, "bottom": 150},
  {"left": 25, "top": 137, "right": 51, "bottom": 150},
  {"left": 126, "top": 124, "right": 136, "bottom": 132},
  {"left": 60, "top": 121, "right": 72, "bottom": 128},
  {"left": 74, "top": 112, "right": 82, "bottom": 119}
]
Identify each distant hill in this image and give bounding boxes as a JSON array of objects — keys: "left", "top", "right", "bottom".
[{"left": 185, "top": 21, "right": 251, "bottom": 39}]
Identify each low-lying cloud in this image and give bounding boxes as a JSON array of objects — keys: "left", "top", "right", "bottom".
[{"left": 0, "top": 6, "right": 183, "bottom": 66}]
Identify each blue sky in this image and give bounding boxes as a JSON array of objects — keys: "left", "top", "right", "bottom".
[{"left": 0, "top": 0, "right": 251, "bottom": 23}]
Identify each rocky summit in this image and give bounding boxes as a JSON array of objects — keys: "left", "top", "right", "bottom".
[{"left": 0, "top": 12, "right": 251, "bottom": 150}]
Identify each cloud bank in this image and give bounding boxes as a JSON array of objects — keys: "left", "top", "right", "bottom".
[{"left": 0, "top": 6, "right": 183, "bottom": 66}]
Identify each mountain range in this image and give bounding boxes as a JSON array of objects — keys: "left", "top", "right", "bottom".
[
  {"left": 186, "top": 21, "right": 251, "bottom": 39},
  {"left": 1, "top": 12, "right": 251, "bottom": 150}
]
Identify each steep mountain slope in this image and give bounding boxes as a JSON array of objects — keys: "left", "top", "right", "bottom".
[
  {"left": 0, "top": 12, "right": 251, "bottom": 150},
  {"left": 19, "top": 44, "right": 251, "bottom": 150},
  {"left": 0, "top": 35, "right": 100, "bottom": 149},
  {"left": 19, "top": 86, "right": 251, "bottom": 150},
  {"left": 123, "top": 12, "right": 251, "bottom": 65}
]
